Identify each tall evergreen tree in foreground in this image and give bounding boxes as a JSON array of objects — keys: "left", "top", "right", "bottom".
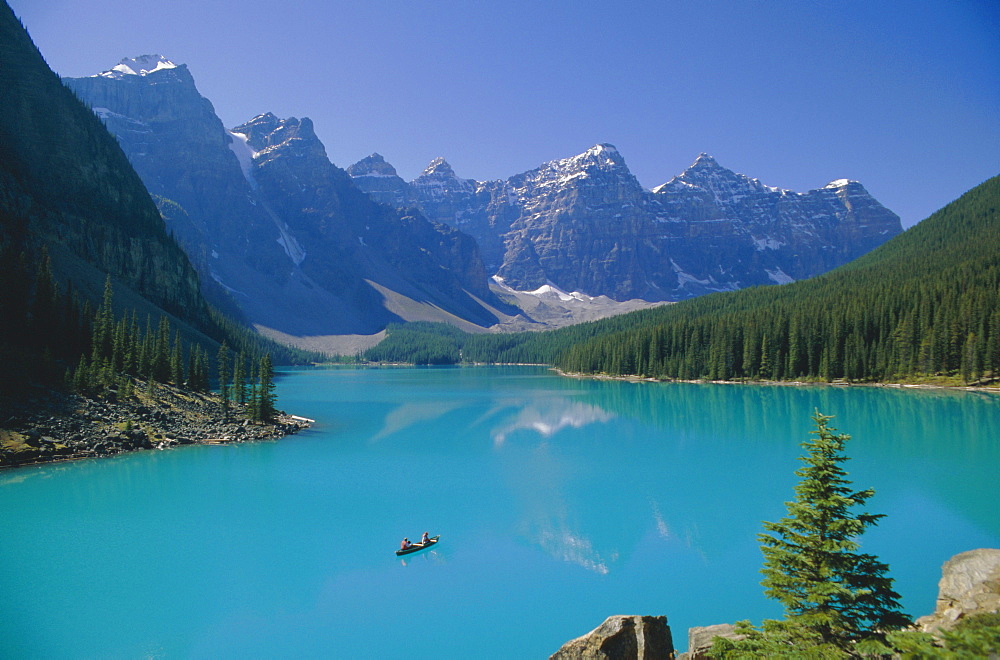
[{"left": 713, "top": 412, "right": 910, "bottom": 657}]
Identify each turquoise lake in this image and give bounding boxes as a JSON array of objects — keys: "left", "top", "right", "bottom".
[{"left": 2, "top": 366, "right": 998, "bottom": 657}]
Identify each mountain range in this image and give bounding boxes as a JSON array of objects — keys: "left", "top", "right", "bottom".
[
  {"left": 348, "top": 146, "right": 903, "bottom": 301},
  {"left": 64, "top": 54, "right": 902, "bottom": 349}
]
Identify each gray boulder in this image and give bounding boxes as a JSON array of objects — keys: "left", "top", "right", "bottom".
[
  {"left": 677, "top": 623, "right": 743, "bottom": 660},
  {"left": 550, "top": 615, "right": 674, "bottom": 659},
  {"left": 916, "top": 548, "right": 1000, "bottom": 632}
]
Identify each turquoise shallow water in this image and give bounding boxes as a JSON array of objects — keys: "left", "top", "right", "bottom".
[{"left": 1, "top": 366, "right": 998, "bottom": 657}]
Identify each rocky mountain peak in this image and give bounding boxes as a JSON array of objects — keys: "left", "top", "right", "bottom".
[
  {"left": 691, "top": 152, "right": 720, "bottom": 169},
  {"left": 232, "top": 114, "right": 324, "bottom": 161},
  {"left": 97, "top": 54, "right": 179, "bottom": 79},
  {"left": 230, "top": 112, "right": 281, "bottom": 147},
  {"left": 347, "top": 153, "right": 399, "bottom": 178},
  {"left": 824, "top": 178, "right": 861, "bottom": 190},
  {"left": 659, "top": 153, "right": 775, "bottom": 200},
  {"left": 420, "top": 156, "right": 457, "bottom": 178},
  {"left": 412, "top": 156, "right": 475, "bottom": 198},
  {"left": 554, "top": 143, "right": 628, "bottom": 174},
  {"left": 678, "top": 152, "right": 737, "bottom": 180}
]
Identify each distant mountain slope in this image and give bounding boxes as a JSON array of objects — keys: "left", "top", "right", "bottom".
[
  {"left": 364, "top": 176, "right": 999, "bottom": 385},
  {"left": 64, "top": 59, "right": 512, "bottom": 339},
  {"left": 350, "top": 146, "right": 903, "bottom": 301}
]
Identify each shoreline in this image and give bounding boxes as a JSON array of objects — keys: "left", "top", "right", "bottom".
[
  {"left": 550, "top": 368, "right": 1000, "bottom": 394},
  {"left": 0, "top": 384, "right": 312, "bottom": 470},
  {"left": 339, "top": 360, "right": 1000, "bottom": 394}
]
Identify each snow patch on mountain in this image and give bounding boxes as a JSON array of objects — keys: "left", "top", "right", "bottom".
[
  {"left": 671, "top": 259, "right": 714, "bottom": 289},
  {"left": 227, "top": 130, "right": 258, "bottom": 189},
  {"left": 753, "top": 237, "right": 785, "bottom": 251},
  {"left": 97, "top": 55, "right": 177, "bottom": 79},
  {"left": 92, "top": 107, "right": 149, "bottom": 128},
  {"left": 526, "top": 283, "right": 595, "bottom": 303},
  {"left": 766, "top": 268, "right": 795, "bottom": 284}
]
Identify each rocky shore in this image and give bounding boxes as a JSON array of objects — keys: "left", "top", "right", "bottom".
[
  {"left": 553, "top": 368, "right": 1000, "bottom": 394},
  {"left": 0, "top": 383, "right": 311, "bottom": 468}
]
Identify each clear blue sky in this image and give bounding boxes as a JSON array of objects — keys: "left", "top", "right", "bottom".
[{"left": 9, "top": 0, "right": 999, "bottom": 227}]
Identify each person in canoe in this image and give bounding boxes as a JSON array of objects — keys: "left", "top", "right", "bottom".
[
  {"left": 421, "top": 532, "right": 430, "bottom": 545},
  {"left": 400, "top": 537, "right": 412, "bottom": 550}
]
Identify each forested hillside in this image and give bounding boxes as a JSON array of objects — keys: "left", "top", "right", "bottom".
[{"left": 365, "top": 176, "right": 1000, "bottom": 386}]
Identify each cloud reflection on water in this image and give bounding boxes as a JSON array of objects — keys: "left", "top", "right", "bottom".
[
  {"left": 489, "top": 395, "right": 620, "bottom": 573},
  {"left": 491, "top": 399, "right": 615, "bottom": 446}
]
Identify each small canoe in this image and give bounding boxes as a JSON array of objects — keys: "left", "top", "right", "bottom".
[{"left": 396, "top": 535, "right": 440, "bottom": 556}]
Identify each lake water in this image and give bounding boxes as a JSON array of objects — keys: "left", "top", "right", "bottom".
[{"left": 1, "top": 366, "right": 998, "bottom": 657}]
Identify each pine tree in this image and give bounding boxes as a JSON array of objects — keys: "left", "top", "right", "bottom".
[
  {"left": 154, "top": 316, "right": 171, "bottom": 382},
  {"left": 232, "top": 350, "right": 247, "bottom": 405},
  {"left": 755, "top": 411, "right": 910, "bottom": 651},
  {"left": 170, "top": 330, "right": 184, "bottom": 385},
  {"left": 257, "top": 353, "right": 277, "bottom": 422},
  {"left": 217, "top": 341, "right": 230, "bottom": 420},
  {"left": 246, "top": 359, "right": 259, "bottom": 423}
]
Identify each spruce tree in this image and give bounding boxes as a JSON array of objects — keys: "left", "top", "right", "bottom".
[
  {"left": 257, "top": 353, "right": 276, "bottom": 422},
  {"left": 246, "top": 360, "right": 259, "bottom": 423},
  {"left": 154, "top": 316, "right": 171, "bottom": 382},
  {"left": 233, "top": 350, "right": 247, "bottom": 405},
  {"left": 756, "top": 411, "right": 910, "bottom": 651},
  {"left": 170, "top": 330, "right": 184, "bottom": 385},
  {"left": 217, "top": 341, "right": 230, "bottom": 420}
]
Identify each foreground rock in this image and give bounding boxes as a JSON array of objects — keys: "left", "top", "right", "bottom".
[
  {"left": 677, "top": 623, "right": 742, "bottom": 660},
  {"left": 916, "top": 548, "right": 1000, "bottom": 633},
  {"left": 550, "top": 615, "right": 674, "bottom": 659},
  {"left": 0, "top": 384, "right": 310, "bottom": 468}
]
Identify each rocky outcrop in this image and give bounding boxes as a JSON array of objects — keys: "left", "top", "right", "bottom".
[
  {"left": 550, "top": 615, "right": 674, "bottom": 659},
  {"left": 676, "top": 623, "right": 742, "bottom": 660},
  {"left": 350, "top": 147, "right": 903, "bottom": 302},
  {"left": 916, "top": 548, "right": 1000, "bottom": 633},
  {"left": 0, "top": 384, "right": 309, "bottom": 468}
]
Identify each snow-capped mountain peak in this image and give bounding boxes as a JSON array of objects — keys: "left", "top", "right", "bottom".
[
  {"left": 412, "top": 157, "right": 475, "bottom": 196},
  {"left": 554, "top": 143, "right": 626, "bottom": 172},
  {"left": 346, "top": 153, "right": 399, "bottom": 178},
  {"left": 824, "top": 178, "right": 859, "bottom": 189},
  {"left": 97, "top": 55, "right": 177, "bottom": 79},
  {"left": 421, "top": 157, "right": 457, "bottom": 178},
  {"left": 691, "top": 152, "right": 719, "bottom": 167}
]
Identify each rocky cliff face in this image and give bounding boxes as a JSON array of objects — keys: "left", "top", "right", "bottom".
[
  {"left": 65, "top": 59, "right": 506, "bottom": 339},
  {"left": 350, "top": 146, "right": 903, "bottom": 302}
]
